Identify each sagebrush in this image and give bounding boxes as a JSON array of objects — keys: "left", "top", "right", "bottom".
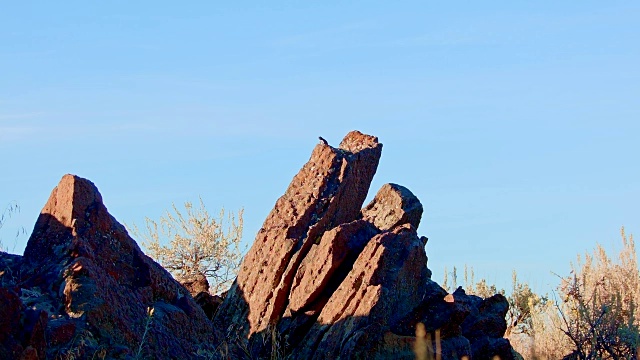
[{"left": 129, "top": 198, "right": 243, "bottom": 294}]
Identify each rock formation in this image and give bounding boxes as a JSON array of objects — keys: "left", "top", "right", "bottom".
[
  {"left": 214, "top": 131, "right": 520, "bottom": 359},
  {"left": 1, "top": 175, "right": 219, "bottom": 359},
  {"left": 215, "top": 131, "right": 382, "bottom": 341},
  {"left": 1, "top": 130, "right": 520, "bottom": 359}
]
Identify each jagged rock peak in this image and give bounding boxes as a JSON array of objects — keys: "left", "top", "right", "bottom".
[
  {"left": 215, "top": 131, "right": 383, "bottom": 339},
  {"left": 16, "top": 174, "right": 219, "bottom": 359},
  {"left": 39, "top": 174, "right": 102, "bottom": 229},
  {"left": 338, "top": 130, "right": 380, "bottom": 152},
  {"left": 23, "top": 174, "right": 112, "bottom": 263}
]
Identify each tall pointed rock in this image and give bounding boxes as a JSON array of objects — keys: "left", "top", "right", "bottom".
[
  {"left": 215, "top": 131, "right": 382, "bottom": 340},
  {"left": 21, "top": 174, "right": 219, "bottom": 359}
]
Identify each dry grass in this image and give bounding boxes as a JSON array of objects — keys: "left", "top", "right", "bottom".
[
  {"left": 135, "top": 306, "right": 155, "bottom": 360},
  {"left": 509, "top": 228, "right": 639, "bottom": 359}
]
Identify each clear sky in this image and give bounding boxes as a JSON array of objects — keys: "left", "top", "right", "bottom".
[{"left": 1, "top": 2, "right": 639, "bottom": 295}]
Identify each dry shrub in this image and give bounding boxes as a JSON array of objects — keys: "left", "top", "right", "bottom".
[
  {"left": 553, "top": 227, "right": 639, "bottom": 358},
  {"left": 509, "top": 298, "right": 572, "bottom": 359},
  {"left": 512, "top": 228, "right": 639, "bottom": 359},
  {"left": 450, "top": 229, "right": 639, "bottom": 359},
  {"left": 129, "top": 198, "right": 243, "bottom": 295}
]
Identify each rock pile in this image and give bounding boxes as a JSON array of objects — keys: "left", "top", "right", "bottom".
[{"left": 214, "top": 131, "right": 520, "bottom": 359}]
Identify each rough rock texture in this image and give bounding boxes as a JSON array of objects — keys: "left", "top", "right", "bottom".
[
  {"left": 2, "top": 131, "right": 520, "bottom": 359},
  {"left": 287, "top": 220, "right": 378, "bottom": 313},
  {"left": 1, "top": 175, "right": 220, "bottom": 359},
  {"left": 0, "top": 252, "right": 21, "bottom": 286},
  {"left": 214, "top": 131, "right": 520, "bottom": 359},
  {"left": 215, "top": 131, "right": 382, "bottom": 342},
  {"left": 458, "top": 289, "right": 518, "bottom": 360},
  {"left": 361, "top": 183, "right": 423, "bottom": 231}
]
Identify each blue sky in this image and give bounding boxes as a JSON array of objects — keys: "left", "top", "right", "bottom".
[{"left": 1, "top": 2, "right": 639, "bottom": 294}]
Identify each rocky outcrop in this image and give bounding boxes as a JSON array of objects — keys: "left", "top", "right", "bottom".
[
  {"left": 1, "top": 175, "right": 219, "bottom": 359},
  {"left": 177, "top": 272, "right": 225, "bottom": 321},
  {"left": 214, "top": 131, "right": 520, "bottom": 359},
  {"left": 1, "top": 130, "right": 520, "bottom": 359},
  {"left": 459, "top": 289, "right": 518, "bottom": 360},
  {"left": 215, "top": 131, "right": 382, "bottom": 343}
]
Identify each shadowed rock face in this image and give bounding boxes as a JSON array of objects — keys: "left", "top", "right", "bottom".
[
  {"left": 2, "top": 174, "right": 219, "bottom": 359},
  {"left": 214, "top": 131, "right": 520, "bottom": 360}
]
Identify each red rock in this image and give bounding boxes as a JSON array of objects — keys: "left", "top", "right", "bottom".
[
  {"left": 212, "top": 131, "right": 520, "bottom": 359},
  {"left": 294, "top": 224, "right": 429, "bottom": 359},
  {"left": 0, "top": 288, "right": 21, "bottom": 343},
  {"left": 287, "top": 220, "right": 378, "bottom": 314},
  {"left": 18, "top": 346, "right": 37, "bottom": 360},
  {"left": 0, "top": 288, "right": 23, "bottom": 358},
  {"left": 46, "top": 319, "right": 76, "bottom": 347},
  {"left": 21, "top": 309, "right": 47, "bottom": 360},
  {"left": 215, "top": 131, "right": 382, "bottom": 340},
  {"left": 361, "top": 183, "right": 423, "bottom": 231},
  {"left": 19, "top": 174, "right": 219, "bottom": 358},
  {"left": 459, "top": 291, "right": 514, "bottom": 359},
  {"left": 194, "top": 292, "right": 223, "bottom": 320},
  {"left": 3, "top": 132, "right": 520, "bottom": 359},
  {"left": 0, "top": 288, "right": 48, "bottom": 360}
]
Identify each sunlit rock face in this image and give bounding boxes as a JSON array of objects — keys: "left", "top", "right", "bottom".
[{"left": 215, "top": 131, "right": 519, "bottom": 360}]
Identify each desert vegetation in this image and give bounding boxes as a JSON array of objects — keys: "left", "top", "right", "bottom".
[
  {"left": 0, "top": 201, "right": 25, "bottom": 252},
  {"left": 128, "top": 198, "right": 244, "bottom": 295},
  {"left": 446, "top": 228, "right": 639, "bottom": 359}
]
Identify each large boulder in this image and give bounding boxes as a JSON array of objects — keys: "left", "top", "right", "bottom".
[
  {"left": 9, "top": 174, "right": 220, "bottom": 359},
  {"left": 361, "top": 183, "right": 423, "bottom": 231},
  {"left": 458, "top": 289, "right": 517, "bottom": 360}
]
